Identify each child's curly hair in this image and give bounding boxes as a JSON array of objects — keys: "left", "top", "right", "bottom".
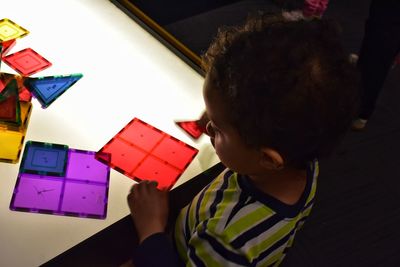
[{"left": 202, "top": 14, "right": 359, "bottom": 168}]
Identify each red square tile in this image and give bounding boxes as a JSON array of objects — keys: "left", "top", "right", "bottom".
[
  {"left": 152, "top": 136, "right": 198, "bottom": 169},
  {"left": 3, "top": 48, "right": 51, "bottom": 76},
  {"left": 134, "top": 156, "right": 181, "bottom": 190},
  {"left": 97, "top": 118, "right": 199, "bottom": 189},
  {"left": 99, "top": 138, "right": 146, "bottom": 174},
  {"left": 119, "top": 118, "right": 164, "bottom": 151}
]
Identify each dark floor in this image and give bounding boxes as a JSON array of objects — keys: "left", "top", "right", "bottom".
[{"left": 45, "top": 1, "right": 400, "bottom": 266}]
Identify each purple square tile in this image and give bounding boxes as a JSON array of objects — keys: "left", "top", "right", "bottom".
[
  {"left": 11, "top": 173, "right": 63, "bottom": 212},
  {"left": 65, "top": 149, "right": 110, "bottom": 184},
  {"left": 60, "top": 182, "right": 107, "bottom": 217}
]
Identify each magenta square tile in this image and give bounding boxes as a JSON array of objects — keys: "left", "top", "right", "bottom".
[
  {"left": 65, "top": 149, "right": 110, "bottom": 184},
  {"left": 10, "top": 173, "right": 63, "bottom": 212},
  {"left": 60, "top": 182, "right": 107, "bottom": 217}
]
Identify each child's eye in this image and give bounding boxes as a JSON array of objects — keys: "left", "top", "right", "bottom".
[{"left": 206, "top": 121, "right": 219, "bottom": 136}]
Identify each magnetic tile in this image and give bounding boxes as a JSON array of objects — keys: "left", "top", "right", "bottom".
[
  {"left": 1, "top": 38, "right": 16, "bottom": 56},
  {"left": 118, "top": 118, "right": 164, "bottom": 151},
  {"left": 60, "top": 182, "right": 107, "bottom": 218},
  {"left": 134, "top": 156, "right": 181, "bottom": 190},
  {"left": 10, "top": 173, "right": 63, "bottom": 212},
  {"left": 24, "top": 73, "right": 82, "bottom": 108},
  {"left": 65, "top": 149, "right": 110, "bottom": 184},
  {"left": 0, "top": 18, "right": 29, "bottom": 42},
  {"left": 0, "top": 69, "right": 31, "bottom": 104},
  {"left": 3, "top": 48, "right": 51, "bottom": 76},
  {"left": 0, "top": 79, "right": 20, "bottom": 125},
  {"left": 98, "top": 138, "right": 147, "bottom": 174},
  {"left": 20, "top": 141, "right": 68, "bottom": 176},
  {"left": 0, "top": 102, "right": 32, "bottom": 163},
  {"left": 18, "top": 86, "right": 32, "bottom": 102},
  {"left": 97, "top": 117, "right": 198, "bottom": 189},
  {"left": 175, "top": 120, "right": 205, "bottom": 139},
  {"left": 0, "top": 100, "right": 32, "bottom": 131},
  {"left": 0, "top": 72, "right": 25, "bottom": 92},
  {"left": 10, "top": 143, "right": 111, "bottom": 219},
  {"left": 152, "top": 137, "right": 198, "bottom": 169},
  {"left": 0, "top": 130, "right": 25, "bottom": 163}
]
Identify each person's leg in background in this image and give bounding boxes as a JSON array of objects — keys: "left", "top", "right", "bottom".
[{"left": 352, "top": 0, "right": 400, "bottom": 130}]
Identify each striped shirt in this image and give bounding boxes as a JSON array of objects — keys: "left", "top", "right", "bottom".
[{"left": 174, "top": 161, "right": 318, "bottom": 267}]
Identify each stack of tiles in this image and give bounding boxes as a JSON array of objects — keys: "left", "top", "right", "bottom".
[
  {"left": 0, "top": 76, "right": 32, "bottom": 163},
  {"left": 0, "top": 18, "right": 83, "bottom": 163}
]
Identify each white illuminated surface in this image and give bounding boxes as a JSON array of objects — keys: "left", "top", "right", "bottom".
[{"left": 0, "top": 1, "right": 218, "bottom": 266}]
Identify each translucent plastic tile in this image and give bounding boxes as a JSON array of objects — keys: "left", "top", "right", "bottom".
[
  {"left": 0, "top": 98, "right": 31, "bottom": 164},
  {"left": 0, "top": 100, "right": 32, "bottom": 132},
  {"left": 0, "top": 99, "right": 31, "bottom": 126},
  {"left": 0, "top": 79, "right": 21, "bottom": 125},
  {"left": 10, "top": 143, "right": 111, "bottom": 219},
  {"left": 18, "top": 86, "right": 32, "bottom": 102},
  {"left": 3, "top": 48, "right": 51, "bottom": 76},
  {"left": 1, "top": 38, "right": 16, "bottom": 56},
  {"left": 134, "top": 156, "right": 181, "bottom": 190},
  {"left": 96, "top": 117, "right": 198, "bottom": 189},
  {"left": 175, "top": 120, "right": 205, "bottom": 139},
  {"left": 152, "top": 137, "right": 198, "bottom": 169},
  {"left": 20, "top": 141, "right": 68, "bottom": 176},
  {"left": 24, "top": 73, "right": 83, "bottom": 108},
  {"left": 98, "top": 138, "right": 147, "bottom": 174},
  {"left": 0, "top": 73, "right": 31, "bottom": 102},
  {"left": 0, "top": 130, "right": 25, "bottom": 163},
  {"left": 60, "top": 182, "right": 107, "bottom": 218},
  {"left": 0, "top": 72, "right": 25, "bottom": 91},
  {"left": 0, "top": 18, "right": 29, "bottom": 42},
  {"left": 65, "top": 149, "right": 110, "bottom": 183},
  {"left": 119, "top": 118, "right": 164, "bottom": 151},
  {"left": 10, "top": 173, "right": 63, "bottom": 212}
]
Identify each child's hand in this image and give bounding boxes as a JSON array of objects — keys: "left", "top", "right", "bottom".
[{"left": 127, "top": 180, "right": 169, "bottom": 243}]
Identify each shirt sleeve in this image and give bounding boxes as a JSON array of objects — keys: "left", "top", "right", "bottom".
[
  {"left": 132, "top": 232, "right": 183, "bottom": 267},
  {"left": 184, "top": 224, "right": 251, "bottom": 267}
]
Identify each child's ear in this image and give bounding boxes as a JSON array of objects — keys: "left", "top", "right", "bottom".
[{"left": 259, "top": 147, "right": 284, "bottom": 170}]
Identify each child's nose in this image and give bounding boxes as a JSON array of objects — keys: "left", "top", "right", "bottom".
[{"left": 205, "top": 121, "right": 215, "bottom": 137}]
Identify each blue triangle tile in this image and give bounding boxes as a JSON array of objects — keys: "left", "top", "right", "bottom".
[{"left": 24, "top": 73, "right": 83, "bottom": 108}]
